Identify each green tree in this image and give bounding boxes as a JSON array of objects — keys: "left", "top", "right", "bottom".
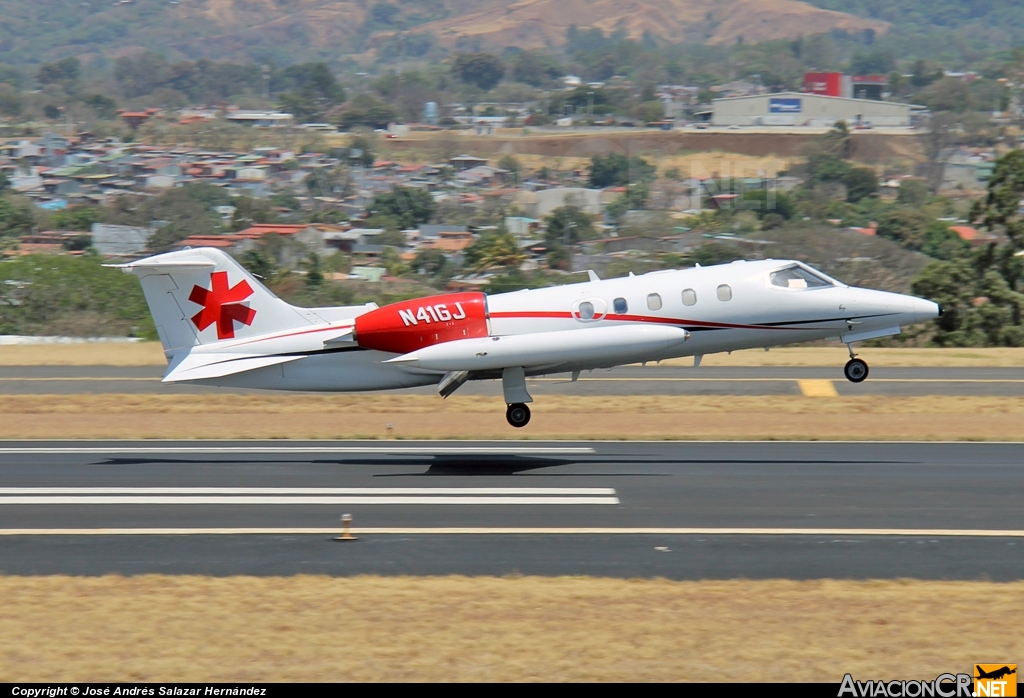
[
  {"left": 275, "top": 62, "right": 346, "bottom": 122},
  {"left": 451, "top": 53, "right": 505, "bottom": 91},
  {"left": 83, "top": 94, "right": 118, "bottom": 119},
  {"left": 37, "top": 57, "right": 79, "bottom": 89},
  {"left": 631, "top": 100, "right": 665, "bottom": 124},
  {"left": 464, "top": 230, "right": 525, "bottom": 271},
  {"left": 114, "top": 52, "right": 170, "bottom": 98},
  {"left": 843, "top": 167, "right": 879, "bottom": 203},
  {"left": 239, "top": 247, "right": 280, "bottom": 282},
  {"left": 0, "top": 84, "right": 22, "bottom": 117},
  {"left": 511, "top": 51, "right": 563, "bottom": 87},
  {"left": 50, "top": 206, "right": 103, "bottom": 232},
  {"left": 0, "top": 198, "right": 33, "bottom": 238},
  {"left": 909, "top": 151, "right": 1024, "bottom": 346},
  {"left": 877, "top": 209, "right": 931, "bottom": 249},
  {"left": 380, "top": 246, "right": 410, "bottom": 277},
  {"left": 346, "top": 135, "right": 377, "bottom": 167},
  {"left": 369, "top": 187, "right": 435, "bottom": 228},
  {"left": 807, "top": 153, "right": 852, "bottom": 184},
  {"left": 980, "top": 149, "right": 1024, "bottom": 250},
  {"left": 921, "top": 221, "right": 970, "bottom": 261},
  {"left": 897, "top": 180, "right": 930, "bottom": 207},
  {"left": 270, "top": 191, "right": 302, "bottom": 211},
  {"left": 304, "top": 252, "right": 324, "bottom": 287},
  {"left": 544, "top": 205, "right": 595, "bottom": 245},
  {"left": 739, "top": 189, "right": 795, "bottom": 219},
  {"left": 588, "top": 153, "right": 656, "bottom": 188},
  {"left": 498, "top": 155, "right": 521, "bottom": 176},
  {"left": 337, "top": 94, "right": 397, "bottom": 130},
  {"left": 0, "top": 254, "right": 155, "bottom": 338},
  {"left": 230, "top": 197, "right": 278, "bottom": 231},
  {"left": 411, "top": 248, "right": 451, "bottom": 279},
  {"left": 689, "top": 243, "right": 744, "bottom": 267}
]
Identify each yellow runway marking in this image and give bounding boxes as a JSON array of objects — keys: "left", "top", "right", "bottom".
[{"left": 797, "top": 379, "right": 838, "bottom": 397}]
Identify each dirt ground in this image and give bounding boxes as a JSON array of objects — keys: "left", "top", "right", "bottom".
[
  {"left": 2, "top": 393, "right": 1024, "bottom": 440},
  {"left": 0, "top": 575, "right": 1017, "bottom": 682},
  {"left": 2, "top": 343, "right": 1024, "bottom": 367}
]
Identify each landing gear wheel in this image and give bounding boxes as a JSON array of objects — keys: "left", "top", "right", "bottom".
[
  {"left": 506, "top": 403, "right": 531, "bottom": 428},
  {"left": 844, "top": 358, "right": 869, "bottom": 383}
]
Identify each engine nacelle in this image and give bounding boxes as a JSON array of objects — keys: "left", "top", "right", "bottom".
[{"left": 354, "top": 292, "right": 489, "bottom": 354}]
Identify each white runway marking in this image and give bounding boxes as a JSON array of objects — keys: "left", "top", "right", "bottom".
[
  {"left": 0, "top": 528, "right": 1022, "bottom": 536},
  {"left": 0, "top": 487, "right": 619, "bottom": 505},
  {"left": 0, "top": 446, "right": 594, "bottom": 455},
  {"left": 0, "top": 487, "right": 616, "bottom": 495}
]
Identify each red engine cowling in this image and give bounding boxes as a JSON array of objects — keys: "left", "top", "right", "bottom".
[{"left": 355, "top": 292, "right": 489, "bottom": 354}]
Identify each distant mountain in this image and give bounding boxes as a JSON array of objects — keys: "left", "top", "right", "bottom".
[
  {"left": 0, "top": 0, "right": 887, "bottom": 67},
  {"left": 403, "top": 0, "right": 888, "bottom": 51},
  {"left": 804, "top": 0, "right": 1024, "bottom": 58}
]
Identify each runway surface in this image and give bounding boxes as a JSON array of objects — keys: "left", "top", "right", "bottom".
[
  {"left": 1, "top": 440, "right": 1022, "bottom": 579},
  {"left": 4, "top": 365, "right": 1024, "bottom": 396}
]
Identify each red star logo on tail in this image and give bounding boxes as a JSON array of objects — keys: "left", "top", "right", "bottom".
[{"left": 188, "top": 271, "right": 256, "bottom": 340}]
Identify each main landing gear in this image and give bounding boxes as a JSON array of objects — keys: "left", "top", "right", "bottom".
[
  {"left": 502, "top": 366, "right": 533, "bottom": 428},
  {"left": 506, "top": 403, "right": 531, "bottom": 428},
  {"left": 843, "top": 343, "right": 869, "bottom": 383}
]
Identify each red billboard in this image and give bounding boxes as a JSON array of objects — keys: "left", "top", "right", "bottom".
[{"left": 803, "top": 72, "right": 844, "bottom": 97}]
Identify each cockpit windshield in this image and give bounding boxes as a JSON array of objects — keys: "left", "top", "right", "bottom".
[{"left": 769, "top": 265, "right": 834, "bottom": 290}]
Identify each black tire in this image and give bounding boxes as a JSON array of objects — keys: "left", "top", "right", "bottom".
[
  {"left": 506, "top": 403, "right": 531, "bottom": 428},
  {"left": 844, "top": 358, "right": 869, "bottom": 383}
]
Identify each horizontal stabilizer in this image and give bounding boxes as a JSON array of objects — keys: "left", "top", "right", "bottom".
[
  {"left": 106, "top": 259, "right": 217, "bottom": 273},
  {"left": 163, "top": 352, "right": 304, "bottom": 383}
]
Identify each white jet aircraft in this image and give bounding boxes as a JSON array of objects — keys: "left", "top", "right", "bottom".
[{"left": 116, "top": 247, "right": 939, "bottom": 427}]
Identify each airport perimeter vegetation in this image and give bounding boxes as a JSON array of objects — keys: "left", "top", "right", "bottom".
[{"left": 2, "top": 343, "right": 1024, "bottom": 440}]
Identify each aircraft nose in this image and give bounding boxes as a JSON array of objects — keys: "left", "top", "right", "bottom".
[{"left": 911, "top": 297, "right": 941, "bottom": 324}]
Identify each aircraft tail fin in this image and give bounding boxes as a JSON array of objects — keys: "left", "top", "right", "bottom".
[{"left": 112, "top": 247, "right": 320, "bottom": 357}]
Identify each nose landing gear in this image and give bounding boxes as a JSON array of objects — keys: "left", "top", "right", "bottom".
[
  {"left": 844, "top": 358, "right": 869, "bottom": 382},
  {"left": 843, "top": 343, "right": 869, "bottom": 383},
  {"left": 506, "top": 403, "right": 531, "bottom": 428}
]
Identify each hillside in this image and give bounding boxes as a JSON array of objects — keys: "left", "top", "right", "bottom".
[
  {"left": 0, "top": 0, "right": 887, "bottom": 66},
  {"left": 408, "top": 0, "right": 888, "bottom": 51}
]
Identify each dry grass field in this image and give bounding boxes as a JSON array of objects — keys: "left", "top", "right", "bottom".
[
  {"left": 1, "top": 393, "right": 1024, "bottom": 440},
  {"left": 0, "top": 575, "right": 1017, "bottom": 682},
  {"left": 0, "top": 342, "right": 166, "bottom": 366}
]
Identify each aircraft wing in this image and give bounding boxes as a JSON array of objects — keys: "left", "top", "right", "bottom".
[{"left": 162, "top": 352, "right": 305, "bottom": 382}]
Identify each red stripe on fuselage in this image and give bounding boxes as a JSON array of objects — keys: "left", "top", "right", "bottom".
[{"left": 488, "top": 310, "right": 809, "bottom": 331}]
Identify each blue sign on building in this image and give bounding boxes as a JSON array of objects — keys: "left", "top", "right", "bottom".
[{"left": 769, "top": 98, "right": 803, "bottom": 114}]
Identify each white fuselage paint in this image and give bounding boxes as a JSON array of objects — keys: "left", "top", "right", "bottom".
[{"left": 191, "top": 259, "right": 939, "bottom": 392}]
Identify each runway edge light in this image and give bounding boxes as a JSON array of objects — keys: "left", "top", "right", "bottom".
[{"left": 334, "top": 513, "right": 359, "bottom": 542}]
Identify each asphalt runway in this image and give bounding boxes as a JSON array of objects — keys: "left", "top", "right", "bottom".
[
  {"left": 1, "top": 440, "right": 1022, "bottom": 579},
  {"left": 3, "top": 364, "right": 1024, "bottom": 396}
]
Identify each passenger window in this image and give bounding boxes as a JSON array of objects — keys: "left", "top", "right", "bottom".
[
  {"left": 647, "top": 293, "right": 662, "bottom": 311},
  {"left": 578, "top": 301, "right": 595, "bottom": 320},
  {"left": 682, "top": 289, "right": 697, "bottom": 306},
  {"left": 717, "top": 284, "right": 732, "bottom": 301},
  {"left": 613, "top": 297, "right": 628, "bottom": 314}
]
